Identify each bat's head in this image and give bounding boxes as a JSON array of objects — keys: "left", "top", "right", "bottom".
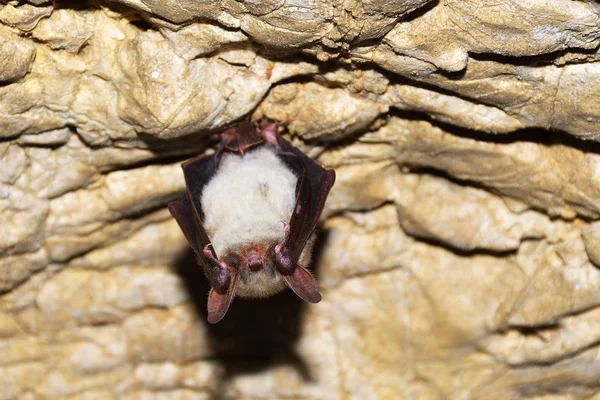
[
  {"left": 202, "top": 236, "right": 321, "bottom": 323},
  {"left": 221, "top": 241, "right": 287, "bottom": 299}
]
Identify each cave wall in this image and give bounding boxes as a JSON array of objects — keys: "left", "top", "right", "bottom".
[{"left": 2, "top": 0, "right": 600, "bottom": 399}]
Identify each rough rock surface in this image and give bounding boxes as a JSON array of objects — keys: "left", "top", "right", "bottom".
[{"left": 2, "top": 0, "right": 600, "bottom": 399}]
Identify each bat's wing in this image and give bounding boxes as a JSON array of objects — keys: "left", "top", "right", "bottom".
[
  {"left": 261, "top": 122, "right": 336, "bottom": 303},
  {"left": 167, "top": 155, "right": 214, "bottom": 254},
  {"left": 167, "top": 195, "right": 205, "bottom": 256},
  {"left": 168, "top": 153, "right": 239, "bottom": 324}
]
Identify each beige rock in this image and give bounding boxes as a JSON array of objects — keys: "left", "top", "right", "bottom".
[
  {"left": 43, "top": 209, "right": 172, "bottom": 262},
  {"left": 508, "top": 227, "right": 600, "bottom": 326},
  {"left": 322, "top": 117, "right": 600, "bottom": 219},
  {"left": 582, "top": 221, "right": 600, "bottom": 268},
  {"left": 3, "top": 1, "right": 600, "bottom": 399},
  {"left": 122, "top": 390, "right": 212, "bottom": 400},
  {"left": 393, "top": 174, "right": 549, "bottom": 252},
  {"left": 382, "top": 0, "right": 600, "bottom": 72},
  {"left": 0, "top": 362, "right": 46, "bottom": 400},
  {"left": 18, "top": 127, "right": 71, "bottom": 146},
  {"left": 366, "top": 52, "right": 600, "bottom": 139},
  {"left": 0, "top": 249, "right": 48, "bottom": 293},
  {"left": 420, "top": 60, "right": 600, "bottom": 140},
  {"left": 384, "top": 83, "right": 525, "bottom": 133},
  {"left": 134, "top": 361, "right": 221, "bottom": 391},
  {"left": 0, "top": 2, "right": 52, "bottom": 32},
  {"left": 123, "top": 305, "right": 210, "bottom": 363},
  {"left": 31, "top": 9, "right": 93, "bottom": 52},
  {"left": 0, "top": 28, "right": 36, "bottom": 82},
  {"left": 0, "top": 312, "right": 21, "bottom": 337},
  {"left": 34, "top": 265, "right": 188, "bottom": 328},
  {"left": 69, "top": 219, "right": 189, "bottom": 270},
  {"left": 258, "top": 81, "right": 388, "bottom": 140},
  {"left": 106, "top": 0, "right": 433, "bottom": 49},
  {"left": 0, "top": 185, "right": 47, "bottom": 255},
  {"left": 160, "top": 22, "right": 247, "bottom": 60},
  {"left": 483, "top": 306, "right": 600, "bottom": 366}
]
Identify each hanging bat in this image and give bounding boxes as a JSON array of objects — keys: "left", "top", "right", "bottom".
[{"left": 168, "top": 120, "right": 336, "bottom": 324}]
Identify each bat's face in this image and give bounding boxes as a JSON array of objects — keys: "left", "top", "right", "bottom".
[
  {"left": 168, "top": 120, "right": 335, "bottom": 323},
  {"left": 220, "top": 241, "right": 286, "bottom": 298}
]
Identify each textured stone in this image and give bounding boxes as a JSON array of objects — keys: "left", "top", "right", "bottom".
[
  {"left": 321, "top": 117, "right": 600, "bottom": 219},
  {"left": 259, "top": 81, "right": 389, "bottom": 140},
  {"left": 31, "top": 9, "right": 93, "bottom": 53},
  {"left": 0, "top": 185, "right": 47, "bottom": 255},
  {"left": 381, "top": 0, "right": 600, "bottom": 72},
  {"left": 0, "top": 28, "right": 36, "bottom": 82},
  {"left": 18, "top": 127, "right": 71, "bottom": 146},
  {"left": 0, "top": 2, "right": 52, "bottom": 32},
  {"left": 160, "top": 22, "right": 247, "bottom": 60},
  {"left": 0, "top": 249, "right": 48, "bottom": 293},
  {"left": 34, "top": 266, "right": 188, "bottom": 328}
]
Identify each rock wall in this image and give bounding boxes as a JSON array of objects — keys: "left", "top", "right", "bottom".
[{"left": 2, "top": 1, "right": 600, "bottom": 399}]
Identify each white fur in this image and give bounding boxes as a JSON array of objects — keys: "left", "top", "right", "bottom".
[
  {"left": 235, "top": 265, "right": 286, "bottom": 298},
  {"left": 200, "top": 147, "right": 298, "bottom": 257}
]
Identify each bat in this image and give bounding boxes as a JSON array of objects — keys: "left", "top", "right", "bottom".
[{"left": 168, "top": 120, "right": 336, "bottom": 323}]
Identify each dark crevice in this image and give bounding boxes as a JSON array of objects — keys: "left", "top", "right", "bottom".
[
  {"left": 388, "top": 108, "right": 600, "bottom": 155},
  {"left": 92, "top": 0, "right": 159, "bottom": 32},
  {"left": 400, "top": 0, "right": 440, "bottom": 23},
  {"left": 129, "top": 18, "right": 155, "bottom": 31},
  {"left": 124, "top": 131, "right": 215, "bottom": 151},
  {"left": 53, "top": 0, "right": 96, "bottom": 11},
  {"left": 0, "top": 134, "right": 24, "bottom": 144},
  {"left": 398, "top": 158, "right": 594, "bottom": 224},
  {"left": 499, "top": 322, "right": 562, "bottom": 336},
  {"left": 510, "top": 338, "right": 600, "bottom": 369},
  {"left": 469, "top": 46, "right": 600, "bottom": 67},
  {"left": 406, "top": 229, "right": 519, "bottom": 258},
  {"left": 342, "top": 58, "right": 490, "bottom": 102},
  {"left": 18, "top": 140, "right": 70, "bottom": 150},
  {"left": 326, "top": 199, "right": 521, "bottom": 258},
  {"left": 16, "top": 127, "right": 75, "bottom": 150},
  {"left": 111, "top": 200, "right": 175, "bottom": 223},
  {"left": 535, "top": 303, "right": 600, "bottom": 326},
  {"left": 95, "top": 148, "right": 208, "bottom": 175},
  {"left": 401, "top": 164, "right": 504, "bottom": 198},
  {"left": 497, "top": 303, "right": 600, "bottom": 344},
  {"left": 125, "top": 11, "right": 246, "bottom": 34}
]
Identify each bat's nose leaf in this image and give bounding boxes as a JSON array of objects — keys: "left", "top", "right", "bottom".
[
  {"left": 246, "top": 255, "right": 264, "bottom": 271},
  {"left": 282, "top": 267, "right": 322, "bottom": 303},
  {"left": 207, "top": 271, "right": 239, "bottom": 324},
  {"left": 245, "top": 248, "right": 265, "bottom": 271}
]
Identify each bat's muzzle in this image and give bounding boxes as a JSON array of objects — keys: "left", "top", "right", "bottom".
[{"left": 246, "top": 251, "right": 265, "bottom": 271}]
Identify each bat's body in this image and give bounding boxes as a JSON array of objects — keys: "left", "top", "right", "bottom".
[
  {"left": 201, "top": 147, "right": 297, "bottom": 298},
  {"left": 168, "top": 120, "right": 335, "bottom": 323}
]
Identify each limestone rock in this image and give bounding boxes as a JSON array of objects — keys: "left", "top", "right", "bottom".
[
  {"left": 2, "top": 1, "right": 600, "bottom": 399},
  {"left": 0, "top": 29, "right": 36, "bottom": 82}
]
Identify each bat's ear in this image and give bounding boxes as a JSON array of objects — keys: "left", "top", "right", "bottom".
[
  {"left": 207, "top": 272, "right": 239, "bottom": 324},
  {"left": 282, "top": 267, "right": 322, "bottom": 304}
]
